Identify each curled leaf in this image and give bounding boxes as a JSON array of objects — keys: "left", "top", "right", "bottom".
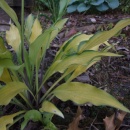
[
  {"left": 21, "top": 110, "right": 42, "bottom": 130},
  {"left": 0, "top": 111, "right": 25, "bottom": 130},
  {"left": 6, "top": 24, "right": 21, "bottom": 52},
  {"left": 103, "top": 111, "right": 127, "bottom": 130},
  {"left": 40, "top": 100, "right": 64, "bottom": 118},
  {"left": 68, "top": 106, "right": 83, "bottom": 130},
  {"left": 29, "top": 18, "right": 42, "bottom": 43}
]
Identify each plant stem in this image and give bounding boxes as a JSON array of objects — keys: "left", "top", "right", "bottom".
[
  {"left": 19, "top": 93, "right": 33, "bottom": 109},
  {"left": 7, "top": 113, "right": 25, "bottom": 130},
  {"left": 39, "top": 75, "right": 64, "bottom": 103},
  {"left": 21, "top": 0, "right": 24, "bottom": 56},
  {"left": 36, "top": 59, "right": 39, "bottom": 106},
  {"left": 12, "top": 98, "right": 27, "bottom": 110}
]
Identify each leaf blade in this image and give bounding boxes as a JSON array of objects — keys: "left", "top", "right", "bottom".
[
  {"left": 53, "top": 82, "right": 130, "bottom": 113},
  {"left": 40, "top": 101, "right": 64, "bottom": 118},
  {"left": 0, "top": 82, "right": 27, "bottom": 105}
]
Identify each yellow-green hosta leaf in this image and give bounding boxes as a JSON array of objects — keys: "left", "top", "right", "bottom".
[
  {"left": 0, "top": 59, "right": 23, "bottom": 70},
  {"left": 79, "top": 18, "right": 130, "bottom": 52},
  {"left": 44, "top": 51, "right": 121, "bottom": 82},
  {"left": 29, "top": 18, "right": 42, "bottom": 43},
  {"left": 40, "top": 101, "right": 64, "bottom": 118},
  {"left": 0, "top": 0, "right": 21, "bottom": 32},
  {"left": 29, "top": 18, "right": 67, "bottom": 65},
  {"left": 0, "top": 67, "right": 3, "bottom": 76},
  {"left": 6, "top": 24, "right": 21, "bottom": 52},
  {"left": 67, "top": 57, "right": 101, "bottom": 82},
  {"left": 55, "top": 34, "right": 93, "bottom": 61},
  {"left": 0, "top": 37, "right": 12, "bottom": 58},
  {"left": 45, "top": 18, "right": 68, "bottom": 49},
  {"left": 0, "top": 69, "right": 12, "bottom": 83},
  {"left": 52, "top": 82, "right": 130, "bottom": 113},
  {"left": 0, "top": 37, "right": 7, "bottom": 53},
  {"left": 0, "top": 82, "right": 27, "bottom": 105},
  {"left": 0, "top": 111, "right": 25, "bottom": 130},
  {"left": 24, "top": 14, "right": 34, "bottom": 40}
]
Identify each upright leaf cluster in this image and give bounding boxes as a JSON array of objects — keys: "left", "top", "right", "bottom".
[{"left": 0, "top": 0, "right": 129, "bottom": 129}]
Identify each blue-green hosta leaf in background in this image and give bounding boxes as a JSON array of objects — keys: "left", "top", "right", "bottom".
[
  {"left": 77, "top": 3, "right": 91, "bottom": 12},
  {"left": 21, "top": 110, "right": 42, "bottom": 130},
  {"left": 40, "top": 101, "right": 64, "bottom": 118},
  {"left": 67, "top": 4, "right": 78, "bottom": 13},
  {"left": 0, "top": 111, "right": 25, "bottom": 130},
  {"left": 91, "top": 0, "right": 104, "bottom": 5},
  {"left": 96, "top": 3, "right": 109, "bottom": 11},
  {"left": 0, "top": 82, "right": 27, "bottom": 105},
  {"left": 105, "top": 0, "right": 119, "bottom": 9},
  {"left": 52, "top": 82, "right": 130, "bottom": 113}
]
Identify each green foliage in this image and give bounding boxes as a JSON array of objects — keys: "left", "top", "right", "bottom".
[
  {"left": 119, "top": 0, "right": 130, "bottom": 13},
  {"left": 21, "top": 110, "right": 42, "bottom": 130},
  {"left": 38, "top": 0, "right": 70, "bottom": 23},
  {"left": 0, "top": 0, "right": 130, "bottom": 129},
  {"left": 67, "top": 0, "right": 119, "bottom": 13}
]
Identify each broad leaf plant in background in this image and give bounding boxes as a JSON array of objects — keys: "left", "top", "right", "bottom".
[
  {"left": 67, "top": 0, "right": 120, "bottom": 13},
  {"left": 0, "top": 0, "right": 130, "bottom": 129}
]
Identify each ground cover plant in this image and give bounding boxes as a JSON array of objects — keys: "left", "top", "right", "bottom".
[
  {"left": 67, "top": 0, "right": 120, "bottom": 13},
  {"left": 119, "top": 0, "right": 130, "bottom": 13},
  {"left": 0, "top": 0, "right": 130, "bottom": 129}
]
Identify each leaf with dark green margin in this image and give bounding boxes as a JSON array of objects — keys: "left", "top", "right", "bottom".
[
  {"left": 79, "top": 18, "right": 130, "bottom": 52},
  {"left": 44, "top": 51, "right": 121, "bottom": 82},
  {"left": 21, "top": 110, "right": 42, "bottom": 130},
  {"left": 42, "top": 112, "right": 57, "bottom": 130}
]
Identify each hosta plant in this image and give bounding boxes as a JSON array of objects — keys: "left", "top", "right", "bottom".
[
  {"left": 0, "top": 0, "right": 130, "bottom": 129},
  {"left": 67, "top": 0, "right": 119, "bottom": 13}
]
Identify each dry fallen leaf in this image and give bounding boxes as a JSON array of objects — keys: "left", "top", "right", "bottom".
[
  {"left": 67, "top": 106, "right": 83, "bottom": 130},
  {"left": 65, "top": 27, "right": 77, "bottom": 38},
  {"left": 103, "top": 113, "right": 116, "bottom": 130},
  {"left": 103, "top": 111, "right": 127, "bottom": 130}
]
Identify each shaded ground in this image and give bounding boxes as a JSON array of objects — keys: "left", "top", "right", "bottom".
[
  {"left": 40, "top": 12, "right": 130, "bottom": 129},
  {"left": 0, "top": 9, "right": 130, "bottom": 129}
]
